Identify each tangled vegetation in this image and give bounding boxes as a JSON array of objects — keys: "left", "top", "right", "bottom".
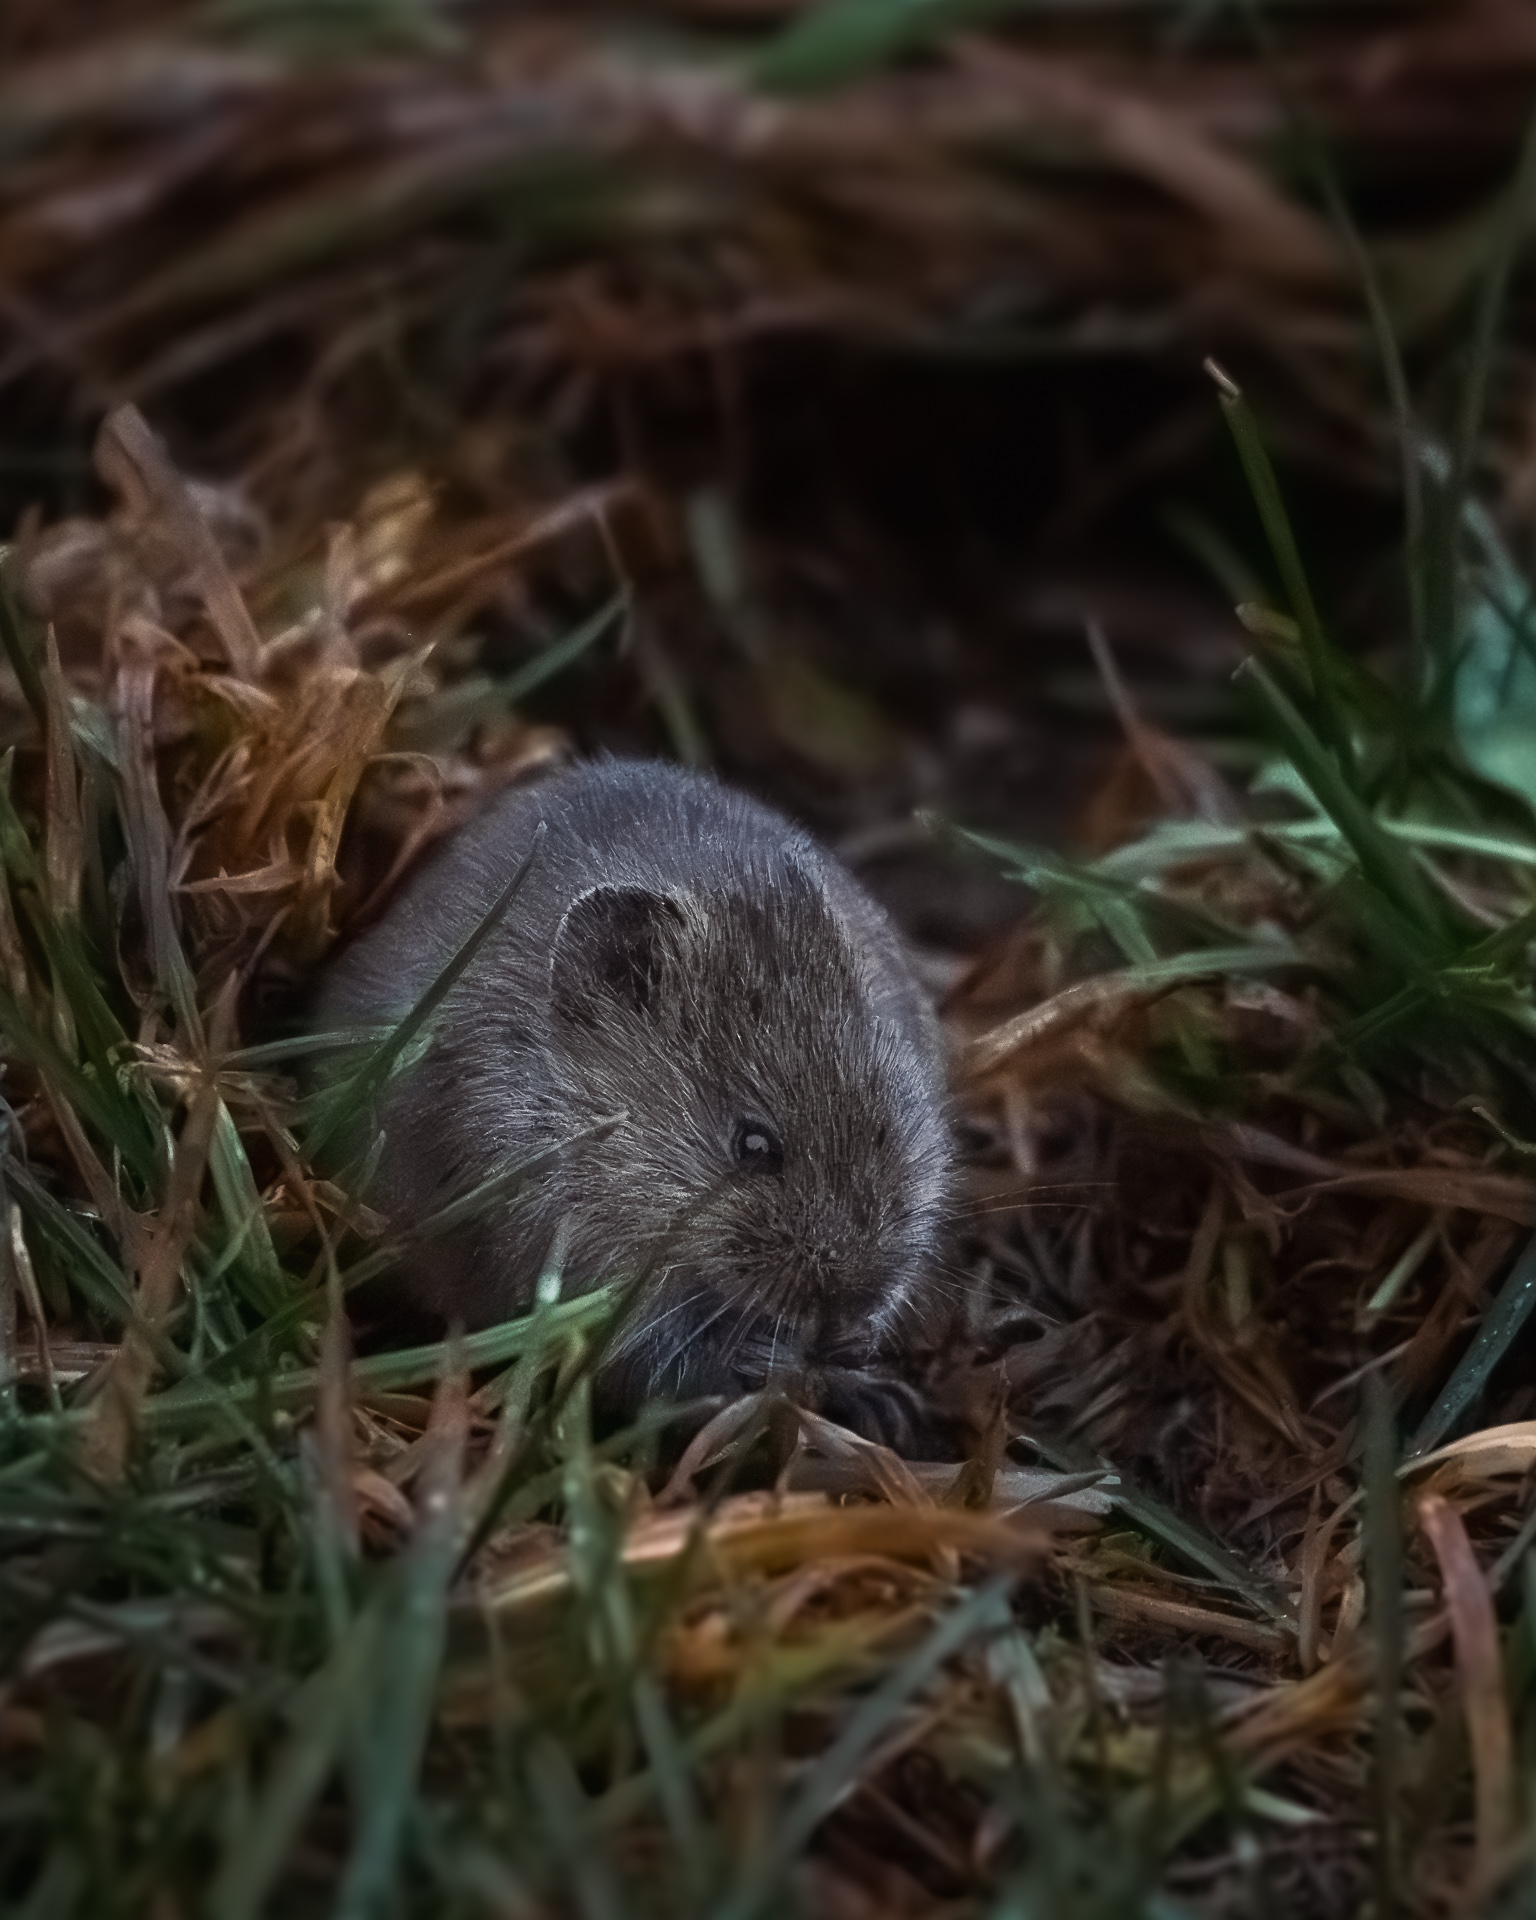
[{"left": 5, "top": 4, "right": 1536, "bottom": 1916}]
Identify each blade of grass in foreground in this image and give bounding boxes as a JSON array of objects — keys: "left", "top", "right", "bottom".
[
  {"left": 7, "top": 1160, "right": 136, "bottom": 1321},
  {"left": 1408, "top": 1228, "right": 1536, "bottom": 1458},
  {"left": 206, "top": 1100, "right": 289, "bottom": 1317},
  {"left": 631, "top": 1672, "right": 712, "bottom": 1904},
  {"left": 1207, "top": 360, "right": 1352, "bottom": 770},
  {"left": 304, "top": 820, "right": 546, "bottom": 1164},
  {"left": 334, "top": 1114, "right": 622, "bottom": 1295},
  {"left": 1236, "top": 656, "right": 1450, "bottom": 945},
  {"left": 222, "top": 1028, "right": 392, "bottom": 1070},
  {"left": 336, "top": 1369, "right": 466, "bottom": 1920},
  {"left": 0, "top": 552, "right": 46, "bottom": 727},
  {"left": 1023, "top": 1427, "right": 1294, "bottom": 1624},
  {"left": 0, "top": 982, "right": 158, "bottom": 1189},
  {"left": 717, "top": 1576, "right": 1017, "bottom": 1920},
  {"left": 1364, "top": 1376, "right": 1404, "bottom": 1920},
  {"left": 210, "top": 1610, "right": 384, "bottom": 1920},
  {"left": 552, "top": 1369, "right": 714, "bottom": 1902},
  {"left": 526, "top": 1732, "right": 629, "bottom": 1920},
  {"left": 938, "top": 817, "right": 1264, "bottom": 958},
  {"left": 101, "top": 1292, "right": 616, "bottom": 1431}
]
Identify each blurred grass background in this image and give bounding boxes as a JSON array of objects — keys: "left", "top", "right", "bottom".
[{"left": 5, "top": 3, "right": 1536, "bottom": 1915}]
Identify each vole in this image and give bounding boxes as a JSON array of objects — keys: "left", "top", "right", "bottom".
[{"left": 317, "top": 757, "right": 954, "bottom": 1442}]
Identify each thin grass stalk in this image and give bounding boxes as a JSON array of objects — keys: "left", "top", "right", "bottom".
[
  {"left": 304, "top": 819, "right": 546, "bottom": 1164},
  {"left": 1364, "top": 1374, "right": 1403, "bottom": 1919},
  {"left": 1207, "top": 361, "right": 1352, "bottom": 772},
  {"left": 1257, "top": 42, "right": 1428, "bottom": 693},
  {"left": 717, "top": 1575, "right": 1017, "bottom": 1920},
  {"left": 1408, "top": 1229, "right": 1536, "bottom": 1457},
  {"left": 0, "top": 551, "right": 46, "bottom": 727}
]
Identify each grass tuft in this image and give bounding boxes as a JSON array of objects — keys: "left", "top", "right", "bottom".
[{"left": 5, "top": 12, "right": 1536, "bottom": 1914}]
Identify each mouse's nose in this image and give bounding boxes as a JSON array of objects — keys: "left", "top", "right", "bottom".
[{"left": 798, "top": 1242, "right": 844, "bottom": 1290}]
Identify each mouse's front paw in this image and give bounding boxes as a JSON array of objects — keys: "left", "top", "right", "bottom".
[{"left": 813, "top": 1366, "right": 933, "bottom": 1455}]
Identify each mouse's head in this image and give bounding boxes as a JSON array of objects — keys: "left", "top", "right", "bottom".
[{"left": 541, "top": 864, "right": 953, "bottom": 1399}]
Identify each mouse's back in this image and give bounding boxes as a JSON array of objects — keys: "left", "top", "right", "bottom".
[{"left": 323, "top": 757, "right": 934, "bottom": 1046}]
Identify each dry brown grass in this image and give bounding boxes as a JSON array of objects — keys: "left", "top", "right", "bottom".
[{"left": 7, "top": 6, "right": 1536, "bottom": 1914}]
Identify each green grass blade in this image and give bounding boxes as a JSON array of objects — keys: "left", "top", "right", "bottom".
[
  {"left": 334, "top": 1113, "right": 621, "bottom": 1296},
  {"left": 499, "top": 593, "right": 625, "bottom": 707},
  {"left": 630, "top": 1672, "right": 712, "bottom": 1901},
  {"left": 138, "top": 1291, "right": 614, "bottom": 1430},
  {"left": 206, "top": 1102, "right": 290, "bottom": 1317},
  {"left": 1208, "top": 362, "right": 1351, "bottom": 766},
  {"left": 1023, "top": 1426, "right": 1293, "bottom": 1623},
  {"left": 7, "top": 1160, "right": 135, "bottom": 1321},
  {"left": 526, "top": 1733, "right": 629, "bottom": 1920},
  {"left": 221, "top": 1028, "right": 391, "bottom": 1071},
  {"left": 1407, "top": 1228, "right": 1536, "bottom": 1457},
  {"left": 938, "top": 819, "right": 1264, "bottom": 956},
  {"left": 210, "top": 1611, "right": 383, "bottom": 1920},
  {"left": 750, "top": 0, "right": 1019, "bottom": 93},
  {"left": 0, "top": 551, "right": 46, "bottom": 729},
  {"left": 305, "top": 819, "right": 546, "bottom": 1163},
  {"left": 1237, "top": 657, "right": 1449, "bottom": 942},
  {"left": 718, "top": 1576, "right": 1017, "bottom": 1920},
  {"left": 1241, "top": 3, "right": 1427, "bottom": 682},
  {"left": 336, "top": 1372, "right": 466, "bottom": 1920}
]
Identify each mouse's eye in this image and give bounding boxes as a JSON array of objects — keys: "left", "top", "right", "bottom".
[{"left": 732, "top": 1118, "right": 784, "bottom": 1175}]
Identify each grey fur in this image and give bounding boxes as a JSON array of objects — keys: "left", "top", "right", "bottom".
[{"left": 317, "top": 756, "right": 953, "bottom": 1420}]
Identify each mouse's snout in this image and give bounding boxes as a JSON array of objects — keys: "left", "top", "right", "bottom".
[
  {"left": 797, "top": 1238, "right": 843, "bottom": 1286},
  {"left": 802, "top": 1244, "right": 901, "bottom": 1344}
]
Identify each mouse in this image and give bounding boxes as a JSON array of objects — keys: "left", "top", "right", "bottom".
[{"left": 315, "top": 756, "right": 954, "bottom": 1446}]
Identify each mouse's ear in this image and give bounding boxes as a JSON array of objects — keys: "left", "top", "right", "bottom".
[{"left": 550, "top": 886, "right": 682, "bottom": 1023}]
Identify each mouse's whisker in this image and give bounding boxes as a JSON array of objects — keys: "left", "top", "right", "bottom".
[
  {"left": 648, "top": 1295, "right": 738, "bottom": 1388},
  {"left": 922, "top": 1269, "right": 982, "bottom": 1308},
  {"left": 950, "top": 1186, "right": 1112, "bottom": 1219},
  {"left": 608, "top": 1284, "right": 711, "bottom": 1364}
]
